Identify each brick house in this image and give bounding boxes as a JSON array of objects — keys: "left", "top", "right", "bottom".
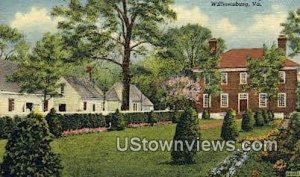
[{"left": 195, "top": 35, "right": 300, "bottom": 118}]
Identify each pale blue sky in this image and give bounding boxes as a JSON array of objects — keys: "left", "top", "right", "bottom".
[{"left": 1, "top": 0, "right": 300, "bottom": 61}]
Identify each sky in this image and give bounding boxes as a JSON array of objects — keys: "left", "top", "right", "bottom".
[{"left": 1, "top": 0, "right": 300, "bottom": 61}]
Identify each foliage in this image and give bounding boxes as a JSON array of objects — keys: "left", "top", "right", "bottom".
[
  {"left": 254, "top": 111, "right": 265, "bottom": 127},
  {"left": 0, "top": 24, "right": 28, "bottom": 60},
  {"left": 8, "top": 33, "right": 71, "bottom": 109},
  {"left": 0, "top": 116, "right": 22, "bottom": 139},
  {"left": 246, "top": 44, "right": 285, "bottom": 110},
  {"left": 110, "top": 109, "right": 126, "bottom": 131},
  {"left": 61, "top": 114, "right": 107, "bottom": 131},
  {"left": 282, "top": 8, "right": 300, "bottom": 57},
  {"left": 147, "top": 111, "right": 158, "bottom": 126},
  {"left": 261, "top": 112, "right": 300, "bottom": 174},
  {"left": 241, "top": 110, "right": 255, "bottom": 132},
  {"left": 297, "top": 82, "right": 300, "bottom": 111},
  {"left": 262, "top": 109, "right": 270, "bottom": 124},
  {"left": 268, "top": 110, "right": 275, "bottom": 122},
  {"left": 52, "top": 0, "right": 176, "bottom": 110},
  {"left": 202, "top": 110, "right": 211, "bottom": 120},
  {"left": 132, "top": 57, "right": 182, "bottom": 109},
  {"left": 221, "top": 109, "right": 239, "bottom": 141},
  {"left": 171, "top": 111, "right": 181, "bottom": 123},
  {"left": 163, "top": 76, "right": 201, "bottom": 110},
  {"left": 171, "top": 108, "right": 201, "bottom": 164},
  {"left": 46, "top": 108, "right": 63, "bottom": 138},
  {"left": 0, "top": 112, "right": 62, "bottom": 177}
]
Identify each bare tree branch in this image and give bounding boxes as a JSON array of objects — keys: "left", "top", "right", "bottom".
[{"left": 91, "top": 56, "right": 122, "bottom": 67}]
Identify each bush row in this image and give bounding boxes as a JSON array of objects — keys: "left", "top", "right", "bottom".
[
  {"left": 0, "top": 110, "right": 182, "bottom": 139},
  {"left": 241, "top": 109, "right": 275, "bottom": 132}
]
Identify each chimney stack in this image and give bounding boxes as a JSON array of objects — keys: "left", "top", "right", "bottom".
[
  {"left": 209, "top": 38, "right": 218, "bottom": 54},
  {"left": 86, "top": 66, "right": 94, "bottom": 82},
  {"left": 278, "top": 34, "right": 287, "bottom": 55}
]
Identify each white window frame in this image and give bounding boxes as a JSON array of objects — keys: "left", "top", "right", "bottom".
[
  {"left": 203, "top": 94, "right": 211, "bottom": 108},
  {"left": 221, "top": 72, "right": 228, "bottom": 85},
  {"left": 278, "top": 93, "right": 286, "bottom": 108},
  {"left": 220, "top": 93, "right": 229, "bottom": 108},
  {"left": 279, "top": 71, "right": 286, "bottom": 84},
  {"left": 259, "top": 93, "right": 268, "bottom": 108},
  {"left": 133, "top": 103, "right": 138, "bottom": 111},
  {"left": 240, "top": 72, "right": 247, "bottom": 84}
]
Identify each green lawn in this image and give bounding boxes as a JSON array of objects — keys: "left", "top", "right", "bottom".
[{"left": 0, "top": 119, "right": 280, "bottom": 177}]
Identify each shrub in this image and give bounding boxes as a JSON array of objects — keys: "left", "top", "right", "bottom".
[
  {"left": 0, "top": 112, "right": 62, "bottom": 177},
  {"left": 0, "top": 116, "right": 22, "bottom": 139},
  {"left": 171, "top": 111, "right": 181, "bottom": 123},
  {"left": 202, "top": 110, "right": 210, "bottom": 119},
  {"left": 221, "top": 109, "right": 239, "bottom": 141},
  {"left": 110, "top": 109, "right": 125, "bottom": 131},
  {"left": 254, "top": 111, "right": 264, "bottom": 126},
  {"left": 46, "top": 108, "right": 63, "bottom": 138},
  {"left": 262, "top": 109, "right": 270, "bottom": 124},
  {"left": 241, "top": 109, "right": 255, "bottom": 131},
  {"left": 268, "top": 110, "right": 274, "bottom": 122},
  {"left": 148, "top": 111, "right": 158, "bottom": 126},
  {"left": 60, "top": 113, "right": 106, "bottom": 131},
  {"left": 171, "top": 108, "right": 201, "bottom": 164}
]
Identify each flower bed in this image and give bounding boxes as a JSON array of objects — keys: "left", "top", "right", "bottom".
[
  {"left": 128, "top": 121, "right": 172, "bottom": 128},
  {"left": 63, "top": 127, "right": 108, "bottom": 136},
  {"left": 208, "top": 150, "right": 250, "bottom": 177}
]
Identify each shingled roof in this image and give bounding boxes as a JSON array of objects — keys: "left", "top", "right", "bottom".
[
  {"left": 219, "top": 48, "right": 300, "bottom": 68},
  {"left": 0, "top": 60, "right": 22, "bottom": 92},
  {"left": 105, "top": 82, "right": 154, "bottom": 106},
  {"left": 64, "top": 76, "right": 104, "bottom": 99}
]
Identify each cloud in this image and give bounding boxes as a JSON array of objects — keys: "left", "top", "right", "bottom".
[
  {"left": 172, "top": 5, "right": 209, "bottom": 26},
  {"left": 10, "top": 7, "right": 60, "bottom": 34},
  {"left": 249, "top": 5, "right": 287, "bottom": 35},
  {"left": 216, "top": 18, "right": 238, "bottom": 35},
  {"left": 171, "top": 5, "right": 238, "bottom": 37}
]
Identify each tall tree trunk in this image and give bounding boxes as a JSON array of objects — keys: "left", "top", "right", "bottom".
[
  {"left": 43, "top": 91, "right": 47, "bottom": 112},
  {"left": 121, "top": 40, "right": 131, "bottom": 111}
]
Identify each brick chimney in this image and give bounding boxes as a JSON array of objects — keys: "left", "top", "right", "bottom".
[
  {"left": 209, "top": 38, "right": 217, "bottom": 54},
  {"left": 86, "top": 66, "right": 94, "bottom": 82},
  {"left": 278, "top": 34, "right": 287, "bottom": 55}
]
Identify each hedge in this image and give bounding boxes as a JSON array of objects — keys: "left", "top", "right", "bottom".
[{"left": 0, "top": 111, "right": 180, "bottom": 139}]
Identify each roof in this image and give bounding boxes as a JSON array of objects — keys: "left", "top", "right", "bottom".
[
  {"left": 0, "top": 60, "right": 22, "bottom": 92},
  {"left": 64, "top": 76, "right": 104, "bottom": 99},
  {"left": 219, "top": 48, "right": 300, "bottom": 68},
  {"left": 105, "top": 82, "right": 154, "bottom": 106}
]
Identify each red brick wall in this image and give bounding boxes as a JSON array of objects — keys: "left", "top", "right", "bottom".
[{"left": 196, "top": 70, "right": 298, "bottom": 115}]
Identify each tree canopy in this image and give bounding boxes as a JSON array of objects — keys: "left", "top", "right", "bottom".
[{"left": 52, "top": 0, "right": 176, "bottom": 110}]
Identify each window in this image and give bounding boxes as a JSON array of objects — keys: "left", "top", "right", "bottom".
[
  {"left": 83, "top": 102, "right": 87, "bottom": 111},
  {"left": 239, "top": 93, "right": 248, "bottom": 100},
  {"left": 259, "top": 93, "right": 268, "bottom": 108},
  {"left": 26, "top": 103, "right": 33, "bottom": 111},
  {"left": 204, "top": 75, "right": 210, "bottom": 85},
  {"left": 240, "top": 72, "right": 247, "bottom": 84},
  {"left": 221, "top": 73, "right": 228, "bottom": 85},
  {"left": 44, "top": 100, "right": 49, "bottom": 112},
  {"left": 279, "top": 71, "right": 286, "bottom": 84},
  {"left": 203, "top": 94, "right": 211, "bottom": 108},
  {"left": 93, "top": 104, "right": 96, "bottom": 112},
  {"left": 278, "top": 93, "right": 286, "bottom": 107},
  {"left": 60, "top": 85, "right": 65, "bottom": 95},
  {"left": 220, "top": 93, "right": 229, "bottom": 108},
  {"left": 8, "top": 99, "right": 15, "bottom": 112},
  {"left": 133, "top": 103, "right": 138, "bottom": 111},
  {"left": 59, "top": 104, "right": 66, "bottom": 112}
]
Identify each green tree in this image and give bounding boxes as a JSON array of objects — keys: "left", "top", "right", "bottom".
[
  {"left": 0, "top": 112, "right": 62, "bottom": 177},
  {"left": 0, "top": 24, "right": 28, "bottom": 60},
  {"left": 221, "top": 109, "right": 239, "bottom": 141},
  {"left": 8, "top": 33, "right": 70, "bottom": 111},
  {"left": 282, "top": 8, "right": 300, "bottom": 57},
  {"left": 241, "top": 109, "right": 255, "bottom": 131},
  {"left": 110, "top": 109, "right": 125, "bottom": 131},
  {"left": 52, "top": 0, "right": 176, "bottom": 110},
  {"left": 246, "top": 44, "right": 285, "bottom": 112},
  {"left": 171, "top": 108, "right": 201, "bottom": 164},
  {"left": 254, "top": 111, "right": 264, "bottom": 127},
  {"left": 46, "top": 108, "right": 63, "bottom": 138}
]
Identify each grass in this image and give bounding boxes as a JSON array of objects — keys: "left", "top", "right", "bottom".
[{"left": 0, "top": 119, "right": 280, "bottom": 177}]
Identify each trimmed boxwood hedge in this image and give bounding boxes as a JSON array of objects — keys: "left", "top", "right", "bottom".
[{"left": 0, "top": 111, "right": 180, "bottom": 139}]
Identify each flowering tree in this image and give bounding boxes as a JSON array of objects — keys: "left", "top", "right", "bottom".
[{"left": 163, "top": 76, "right": 201, "bottom": 110}]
